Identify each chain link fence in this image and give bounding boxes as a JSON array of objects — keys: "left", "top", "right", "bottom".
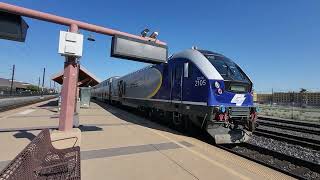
[
  {"left": 255, "top": 91, "right": 320, "bottom": 122},
  {"left": 0, "top": 90, "right": 57, "bottom": 99}
]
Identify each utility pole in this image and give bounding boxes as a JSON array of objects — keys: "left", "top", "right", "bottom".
[
  {"left": 49, "top": 80, "right": 52, "bottom": 93},
  {"left": 38, "top": 76, "right": 40, "bottom": 93},
  {"left": 271, "top": 88, "right": 274, "bottom": 105},
  {"left": 41, "top": 68, "right": 45, "bottom": 97},
  {"left": 9, "top": 64, "right": 15, "bottom": 96}
]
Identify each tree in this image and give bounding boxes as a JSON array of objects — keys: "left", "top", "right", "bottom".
[
  {"left": 26, "top": 85, "right": 39, "bottom": 92},
  {"left": 300, "top": 88, "right": 307, "bottom": 93}
]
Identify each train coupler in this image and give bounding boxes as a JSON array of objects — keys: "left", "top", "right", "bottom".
[{"left": 206, "top": 125, "right": 252, "bottom": 144}]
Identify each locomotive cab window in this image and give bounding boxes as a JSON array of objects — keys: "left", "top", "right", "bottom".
[
  {"left": 206, "top": 55, "right": 250, "bottom": 83},
  {"left": 184, "top": 62, "right": 189, "bottom": 78}
]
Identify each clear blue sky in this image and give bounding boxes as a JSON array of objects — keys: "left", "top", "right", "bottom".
[{"left": 0, "top": 0, "right": 319, "bottom": 92}]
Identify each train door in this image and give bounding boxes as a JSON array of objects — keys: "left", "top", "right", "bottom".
[
  {"left": 171, "top": 63, "right": 183, "bottom": 102},
  {"left": 108, "top": 81, "right": 112, "bottom": 102},
  {"left": 118, "top": 80, "right": 126, "bottom": 99}
]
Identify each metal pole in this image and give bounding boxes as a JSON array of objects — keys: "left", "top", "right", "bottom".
[
  {"left": 292, "top": 91, "right": 294, "bottom": 119},
  {"left": 58, "top": 24, "right": 79, "bottom": 131},
  {"left": 0, "top": 2, "right": 166, "bottom": 45},
  {"left": 9, "top": 64, "right": 15, "bottom": 96},
  {"left": 41, "top": 67, "right": 45, "bottom": 97},
  {"left": 38, "top": 76, "right": 40, "bottom": 93},
  {"left": 271, "top": 88, "right": 274, "bottom": 105}
]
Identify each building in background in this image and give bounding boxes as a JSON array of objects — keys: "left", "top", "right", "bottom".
[
  {"left": 0, "top": 78, "right": 31, "bottom": 92},
  {"left": 255, "top": 91, "right": 320, "bottom": 107},
  {"left": 0, "top": 77, "right": 55, "bottom": 97}
]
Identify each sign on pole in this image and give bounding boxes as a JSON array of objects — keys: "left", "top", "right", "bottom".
[
  {"left": 111, "top": 35, "right": 168, "bottom": 64},
  {"left": 0, "top": 11, "right": 28, "bottom": 42},
  {"left": 58, "top": 31, "right": 84, "bottom": 57}
]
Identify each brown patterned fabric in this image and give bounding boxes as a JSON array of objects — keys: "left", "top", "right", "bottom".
[{"left": 0, "top": 129, "right": 81, "bottom": 180}]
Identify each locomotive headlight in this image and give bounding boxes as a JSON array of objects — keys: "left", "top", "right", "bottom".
[
  {"left": 214, "top": 81, "right": 220, "bottom": 89},
  {"left": 217, "top": 88, "right": 223, "bottom": 95},
  {"left": 219, "top": 106, "right": 226, "bottom": 113}
]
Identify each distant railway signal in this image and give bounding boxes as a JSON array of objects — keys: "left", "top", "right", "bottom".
[
  {"left": 0, "top": 11, "right": 28, "bottom": 42},
  {"left": 111, "top": 34, "right": 168, "bottom": 64}
]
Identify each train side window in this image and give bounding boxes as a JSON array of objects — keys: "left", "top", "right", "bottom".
[{"left": 188, "top": 62, "right": 193, "bottom": 77}]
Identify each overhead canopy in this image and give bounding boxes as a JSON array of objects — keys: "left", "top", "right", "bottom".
[{"left": 52, "top": 66, "right": 100, "bottom": 87}]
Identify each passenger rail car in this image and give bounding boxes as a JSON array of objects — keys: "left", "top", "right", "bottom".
[{"left": 92, "top": 49, "right": 258, "bottom": 144}]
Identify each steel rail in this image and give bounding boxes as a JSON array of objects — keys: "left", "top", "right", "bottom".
[
  {"left": 257, "top": 120, "right": 320, "bottom": 135},
  {"left": 254, "top": 129, "right": 320, "bottom": 150},
  {"left": 258, "top": 116, "right": 320, "bottom": 129},
  {"left": 218, "top": 143, "right": 320, "bottom": 180},
  {"left": 0, "top": 95, "right": 57, "bottom": 112}
]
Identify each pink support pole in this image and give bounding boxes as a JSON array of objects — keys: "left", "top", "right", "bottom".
[{"left": 58, "top": 24, "right": 79, "bottom": 131}]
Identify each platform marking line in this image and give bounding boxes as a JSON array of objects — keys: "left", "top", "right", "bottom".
[
  {"left": 147, "top": 128, "right": 251, "bottom": 180},
  {"left": 17, "top": 109, "right": 35, "bottom": 115}
]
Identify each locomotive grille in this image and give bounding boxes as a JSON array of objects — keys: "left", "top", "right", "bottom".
[{"left": 229, "top": 107, "right": 250, "bottom": 117}]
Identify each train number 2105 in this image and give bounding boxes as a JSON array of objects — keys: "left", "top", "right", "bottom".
[{"left": 195, "top": 77, "right": 206, "bottom": 87}]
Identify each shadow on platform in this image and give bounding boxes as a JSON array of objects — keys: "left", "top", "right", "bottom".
[
  {"left": 37, "top": 99, "right": 59, "bottom": 113},
  {"left": 38, "top": 99, "right": 58, "bottom": 107},
  {"left": 92, "top": 100, "right": 185, "bottom": 137},
  {"left": 13, "top": 130, "right": 36, "bottom": 141},
  {"left": 78, "top": 125, "right": 103, "bottom": 132}
]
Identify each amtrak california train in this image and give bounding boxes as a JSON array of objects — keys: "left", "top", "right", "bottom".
[{"left": 92, "top": 48, "right": 258, "bottom": 144}]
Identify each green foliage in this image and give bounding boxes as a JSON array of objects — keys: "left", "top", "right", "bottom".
[{"left": 26, "top": 85, "right": 39, "bottom": 92}]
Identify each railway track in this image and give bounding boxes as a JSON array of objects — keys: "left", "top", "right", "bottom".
[
  {"left": 0, "top": 95, "right": 57, "bottom": 112},
  {"left": 257, "top": 116, "right": 320, "bottom": 134},
  {"left": 218, "top": 143, "right": 320, "bottom": 180},
  {"left": 254, "top": 128, "right": 320, "bottom": 150},
  {"left": 255, "top": 117, "right": 320, "bottom": 150}
]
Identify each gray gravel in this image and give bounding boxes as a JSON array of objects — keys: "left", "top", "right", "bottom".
[
  {"left": 249, "top": 135, "right": 320, "bottom": 165},
  {"left": 231, "top": 145, "right": 320, "bottom": 179}
]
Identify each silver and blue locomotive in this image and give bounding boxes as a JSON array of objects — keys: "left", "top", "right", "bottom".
[{"left": 92, "top": 48, "right": 258, "bottom": 143}]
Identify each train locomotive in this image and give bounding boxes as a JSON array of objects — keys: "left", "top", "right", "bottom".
[{"left": 92, "top": 48, "right": 258, "bottom": 144}]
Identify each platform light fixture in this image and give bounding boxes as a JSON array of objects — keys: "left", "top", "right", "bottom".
[
  {"left": 149, "top": 31, "right": 158, "bottom": 39},
  {"left": 140, "top": 28, "right": 149, "bottom": 37},
  {"left": 111, "top": 34, "right": 168, "bottom": 64}
]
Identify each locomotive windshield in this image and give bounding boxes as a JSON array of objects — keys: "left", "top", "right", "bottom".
[{"left": 206, "top": 55, "right": 250, "bottom": 83}]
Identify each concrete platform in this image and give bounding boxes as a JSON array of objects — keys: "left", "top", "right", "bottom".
[{"left": 0, "top": 99, "right": 294, "bottom": 180}]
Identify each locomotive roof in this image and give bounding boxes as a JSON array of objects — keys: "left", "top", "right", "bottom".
[
  {"left": 170, "top": 49, "right": 224, "bottom": 80},
  {"left": 196, "top": 49, "right": 226, "bottom": 57}
]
